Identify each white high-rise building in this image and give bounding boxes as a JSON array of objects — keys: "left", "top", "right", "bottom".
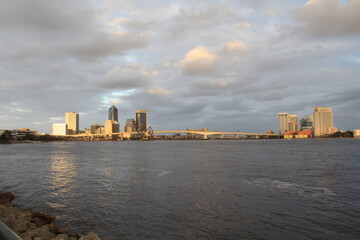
[
  {"left": 52, "top": 123, "right": 67, "bottom": 136},
  {"left": 313, "top": 107, "right": 337, "bottom": 136},
  {"left": 278, "top": 113, "right": 289, "bottom": 134}
]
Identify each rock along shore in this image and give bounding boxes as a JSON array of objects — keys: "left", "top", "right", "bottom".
[{"left": 0, "top": 192, "right": 101, "bottom": 240}]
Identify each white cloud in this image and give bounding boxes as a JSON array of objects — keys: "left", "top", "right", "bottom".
[
  {"left": 217, "top": 41, "right": 247, "bottom": 54},
  {"left": 147, "top": 87, "right": 170, "bottom": 96},
  {"left": 178, "top": 45, "right": 216, "bottom": 74}
]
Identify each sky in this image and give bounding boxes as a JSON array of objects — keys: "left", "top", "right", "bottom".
[{"left": 0, "top": 0, "right": 360, "bottom": 134}]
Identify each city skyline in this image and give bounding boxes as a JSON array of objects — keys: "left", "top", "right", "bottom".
[{"left": 1, "top": 0, "right": 360, "bottom": 134}]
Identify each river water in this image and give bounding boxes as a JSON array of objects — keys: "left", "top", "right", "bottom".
[{"left": 1, "top": 139, "right": 360, "bottom": 239}]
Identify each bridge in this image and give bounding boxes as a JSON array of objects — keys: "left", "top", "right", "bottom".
[{"left": 55, "top": 130, "right": 279, "bottom": 140}]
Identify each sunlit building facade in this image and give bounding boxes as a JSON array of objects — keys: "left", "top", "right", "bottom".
[
  {"left": 288, "top": 114, "right": 298, "bottom": 132},
  {"left": 105, "top": 120, "right": 120, "bottom": 134},
  {"left": 91, "top": 124, "right": 102, "bottom": 134},
  {"left": 125, "top": 119, "right": 136, "bottom": 132},
  {"left": 65, "top": 112, "right": 79, "bottom": 135},
  {"left": 313, "top": 107, "right": 337, "bottom": 136},
  {"left": 52, "top": 123, "right": 67, "bottom": 136},
  {"left": 135, "top": 110, "right": 148, "bottom": 132},
  {"left": 278, "top": 113, "right": 289, "bottom": 134}
]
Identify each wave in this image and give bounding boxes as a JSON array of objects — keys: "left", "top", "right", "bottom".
[{"left": 244, "top": 178, "right": 336, "bottom": 198}]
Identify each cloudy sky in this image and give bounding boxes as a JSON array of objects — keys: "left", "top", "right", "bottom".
[{"left": 1, "top": 0, "right": 360, "bottom": 134}]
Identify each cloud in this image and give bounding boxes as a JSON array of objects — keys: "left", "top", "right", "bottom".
[
  {"left": 65, "top": 32, "right": 149, "bottom": 59},
  {"left": 177, "top": 40, "right": 247, "bottom": 75},
  {"left": 178, "top": 45, "right": 216, "bottom": 74},
  {"left": 0, "top": 0, "right": 150, "bottom": 61},
  {"left": 294, "top": 0, "right": 360, "bottom": 38},
  {"left": 234, "top": 22, "right": 252, "bottom": 28},
  {"left": 147, "top": 87, "right": 170, "bottom": 96},
  {"left": 98, "top": 63, "right": 151, "bottom": 89},
  {"left": 217, "top": 41, "right": 247, "bottom": 54}
]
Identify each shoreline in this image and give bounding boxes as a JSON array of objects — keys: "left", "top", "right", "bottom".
[
  {"left": 1, "top": 137, "right": 358, "bottom": 144},
  {"left": 0, "top": 192, "right": 101, "bottom": 240}
]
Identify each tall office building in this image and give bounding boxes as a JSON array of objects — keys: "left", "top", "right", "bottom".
[
  {"left": 65, "top": 112, "right": 79, "bottom": 135},
  {"left": 109, "top": 105, "right": 118, "bottom": 122},
  {"left": 300, "top": 115, "right": 313, "bottom": 131},
  {"left": 288, "top": 114, "right": 298, "bottom": 132},
  {"left": 135, "top": 110, "right": 148, "bottom": 132},
  {"left": 124, "top": 119, "right": 136, "bottom": 132},
  {"left": 278, "top": 113, "right": 289, "bottom": 134},
  {"left": 313, "top": 107, "right": 337, "bottom": 136}
]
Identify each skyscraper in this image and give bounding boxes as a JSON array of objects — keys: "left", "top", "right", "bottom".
[
  {"left": 278, "top": 113, "right": 288, "bottom": 134},
  {"left": 300, "top": 115, "right": 313, "bottom": 131},
  {"left": 288, "top": 114, "right": 298, "bottom": 132},
  {"left": 109, "top": 105, "right": 118, "bottom": 122},
  {"left": 313, "top": 107, "right": 337, "bottom": 136},
  {"left": 65, "top": 112, "right": 79, "bottom": 135},
  {"left": 124, "top": 119, "right": 136, "bottom": 132},
  {"left": 135, "top": 110, "right": 148, "bottom": 132}
]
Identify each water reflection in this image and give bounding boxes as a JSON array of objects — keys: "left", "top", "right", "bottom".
[{"left": 48, "top": 147, "right": 79, "bottom": 209}]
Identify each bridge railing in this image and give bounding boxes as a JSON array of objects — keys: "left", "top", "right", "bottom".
[{"left": 0, "top": 221, "right": 22, "bottom": 240}]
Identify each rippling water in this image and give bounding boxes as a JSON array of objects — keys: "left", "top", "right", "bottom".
[{"left": 1, "top": 139, "right": 360, "bottom": 239}]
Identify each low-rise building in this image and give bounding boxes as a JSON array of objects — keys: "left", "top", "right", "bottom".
[
  {"left": 95, "top": 127, "right": 105, "bottom": 134},
  {"left": 52, "top": 124, "right": 67, "bottom": 136},
  {"left": 105, "top": 120, "right": 120, "bottom": 134},
  {"left": 353, "top": 129, "right": 360, "bottom": 138},
  {"left": 284, "top": 130, "right": 312, "bottom": 139},
  {"left": 266, "top": 130, "right": 274, "bottom": 134}
]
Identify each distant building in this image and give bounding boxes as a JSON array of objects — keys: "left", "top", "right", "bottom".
[
  {"left": 288, "top": 114, "right": 298, "bottom": 132},
  {"left": 109, "top": 105, "right": 118, "bottom": 122},
  {"left": 186, "top": 128, "right": 209, "bottom": 132},
  {"left": 353, "top": 129, "right": 360, "bottom": 138},
  {"left": 284, "top": 130, "right": 312, "bottom": 139},
  {"left": 123, "top": 119, "right": 136, "bottom": 139},
  {"left": 300, "top": 115, "right": 313, "bottom": 131},
  {"left": 10, "top": 128, "right": 38, "bottom": 139},
  {"left": 278, "top": 113, "right": 289, "bottom": 134},
  {"left": 52, "top": 123, "right": 67, "bottom": 136},
  {"left": 266, "top": 130, "right": 274, "bottom": 134},
  {"left": 279, "top": 113, "right": 299, "bottom": 134},
  {"left": 135, "top": 110, "right": 148, "bottom": 132},
  {"left": 186, "top": 128, "right": 209, "bottom": 138},
  {"left": 91, "top": 124, "right": 102, "bottom": 134},
  {"left": 95, "top": 127, "right": 105, "bottom": 134},
  {"left": 85, "top": 128, "right": 91, "bottom": 135},
  {"left": 313, "top": 107, "right": 337, "bottom": 136},
  {"left": 65, "top": 112, "right": 79, "bottom": 135},
  {"left": 124, "top": 119, "right": 136, "bottom": 132},
  {"left": 105, "top": 120, "right": 120, "bottom": 134}
]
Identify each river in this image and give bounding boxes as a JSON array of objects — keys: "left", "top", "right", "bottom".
[{"left": 1, "top": 139, "right": 360, "bottom": 239}]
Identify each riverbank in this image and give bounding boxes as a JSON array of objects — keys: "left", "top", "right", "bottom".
[{"left": 0, "top": 192, "right": 101, "bottom": 240}]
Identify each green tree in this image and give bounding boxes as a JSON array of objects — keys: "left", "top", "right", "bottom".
[{"left": 0, "top": 130, "right": 12, "bottom": 143}]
